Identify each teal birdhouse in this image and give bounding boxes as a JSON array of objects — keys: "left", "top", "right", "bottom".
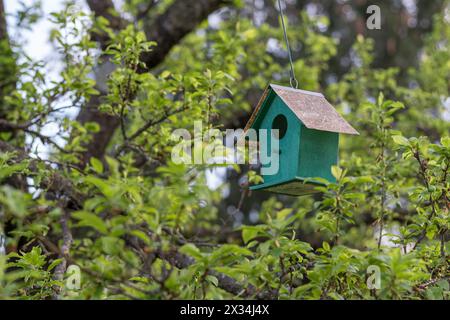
[{"left": 244, "top": 84, "right": 359, "bottom": 196}]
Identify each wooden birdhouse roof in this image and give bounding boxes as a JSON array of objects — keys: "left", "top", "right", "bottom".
[{"left": 244, "top": 84, "right": 359, "bottom": 135}]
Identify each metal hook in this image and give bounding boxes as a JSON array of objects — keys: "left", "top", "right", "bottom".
[{"left": 290, "top": 77, "right": 298, "bottom": 89}]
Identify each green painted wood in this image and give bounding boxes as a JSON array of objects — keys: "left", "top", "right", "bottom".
[
  {"left": 250, "top": 93, "right": 300, "bottom": 186},
  {"left": 250, "top": 178, "right": 320, "bottom": 196},
  {"left": 248, "top": 87, "right": 340, "bottom": 196},
  {"left": 298, "top": 125, "right": 339, "bottom": 183}
]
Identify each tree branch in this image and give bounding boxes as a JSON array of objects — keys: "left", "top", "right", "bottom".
[
  {"left": 155, "top": 249, "right": 277, "bottom": 300},
  {"left": 0, "top": 140, "right": 84, "bottom": 207},
  {"left": 52, "top": 209, "right": 73, "bottom": 299},
  {"left": 128, "top": 106, "right": 188, "bottom": 142}
]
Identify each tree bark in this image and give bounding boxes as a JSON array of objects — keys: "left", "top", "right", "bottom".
[
  {"left": 0, "top": 0, "right": 15, "bottom": 103},
  {"left": 140, "top": 0, "right": 227, "bottom": 71},
  {"left": 156, "top": 249, "right": 278, "bottom": 299},
  {"left": 0, "top": 0, "right": 7, "bottom": 40}
]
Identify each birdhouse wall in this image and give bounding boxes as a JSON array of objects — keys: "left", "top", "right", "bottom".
[
  {"left": 297, "top": 126, "right": 339, "bottom": 182},
  {"left": 251, "top": 92, "right": 301, "bottom": 185}
]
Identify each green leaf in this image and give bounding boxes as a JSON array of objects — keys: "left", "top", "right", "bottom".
[
  {"left": 392, "top": 135, "right": 409, "bottom": 147},
  {"left": 100, "top": 236, "right": 123, "bottom": 255},
  {"left": 129, "top": 276, "right": 149, "bottom": 284},
  {"left": 0, "top": 161, "right": 28, "bottom": 181},
  {"left": 377, "top": 92, "right": 384, "bottom": 106},
  {"left": 242, "top": 226, "right": 263, "bottom": 244},
  {"left": 90, "top": 157, "right": 104, "bottom": 174},
  {"left": 441, "top": 136, "right": 450, "bottom": 148},
  {"left": 344, "top": 192, "right": 365, "bottom": 200},
  {"left": 84, "top": 176, "right": 117, "bottom": 198},
  {"left": 331, "top": 166, "right": 343, "bottom": 180},
  {"left": 179, "top": 244, "right": 203, "bottom": 260},
  {"left": 160, "top": 70, "right": 171, "bottom": 79},
  {"left": 72, "top": 211, "right": 108, "bottom": 234},
  {"left": 206, "top": 275, "right": 219, "bottom": 287},
  {"left": 47, "top": 259, "right": 63, "bottom": 272},
  {"left": 276, "top": 208, "right": 292, "bottom": 220}
]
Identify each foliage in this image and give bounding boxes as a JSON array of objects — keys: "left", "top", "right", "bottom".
[{"left": 0, "top": 1, "right": 448, "bottom": 300}]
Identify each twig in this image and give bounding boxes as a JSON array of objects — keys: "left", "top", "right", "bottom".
[
  {"left": 127, "top": 106, "right": 188, "bottom": 142},
  {"left": 155, "top": 249, "right": 278, "bottom": 299},
  {"left": 0, "top": 140, "right": 85, "bottom": 207},
  {"left": 24, "top": 128, "right": 69, "bottom": 154},
  {"left": 412, "top": 149, "right": 438, "bottom": 250},
  {"left": 52, "top": 208, "right": 73, "bottom": 299}
]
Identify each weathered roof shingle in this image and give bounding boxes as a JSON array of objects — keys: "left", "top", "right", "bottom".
[{"left": 245, "top": 84, "right": 359, "bottom": 135}]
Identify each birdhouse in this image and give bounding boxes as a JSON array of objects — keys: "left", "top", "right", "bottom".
[{"left": 244, "top": 84, "right": 359, "bottom": 196}]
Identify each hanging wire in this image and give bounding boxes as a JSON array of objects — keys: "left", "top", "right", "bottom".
[{"left": 277, "top": 0, "right": 298, "bottom": 89}]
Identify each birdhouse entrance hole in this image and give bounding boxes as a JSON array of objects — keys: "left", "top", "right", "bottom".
[{"left": 272, "top": 114, "right": 287, "bottom": 139}]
